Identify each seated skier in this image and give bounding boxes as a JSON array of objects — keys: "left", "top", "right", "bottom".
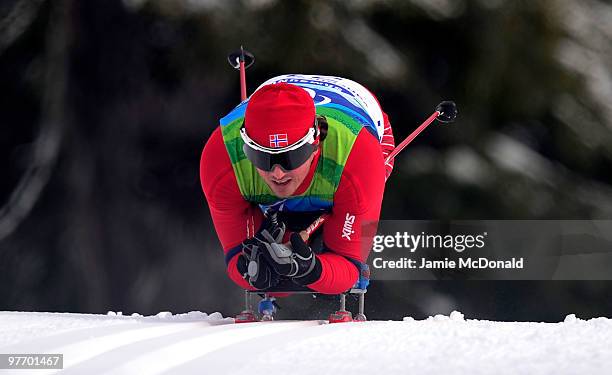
[{"left": 200, "top": 75, "right": 395, "bottom": 294}]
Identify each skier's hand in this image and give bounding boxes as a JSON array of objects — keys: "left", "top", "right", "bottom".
[
  {"left": 236, "top": 211, "right": 287, "bottom": 290},
  {"left": 259, "top": 233, "right": 322, "bottom": 285},
  {"left": 237, "top": 242, "right": 280, "bottom": 290},
  {"left": 252, "top": 211, "right": 286, "bottom": 245}
]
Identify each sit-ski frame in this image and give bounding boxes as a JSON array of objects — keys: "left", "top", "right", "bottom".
[{"left": 236, "top": 287, "right": 367, "bottom": 323}]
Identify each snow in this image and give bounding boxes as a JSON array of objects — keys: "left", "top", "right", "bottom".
[{"left": 1, "top": 311, "right": 611, "bottom": 374}]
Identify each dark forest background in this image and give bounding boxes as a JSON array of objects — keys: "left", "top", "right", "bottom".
[{"left": 2, "top": 0, "right": 612, "bottom": 321}]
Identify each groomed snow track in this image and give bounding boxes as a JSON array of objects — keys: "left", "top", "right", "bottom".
[{"left": 1, "top": 311, "right": 612, "bottom": 374}]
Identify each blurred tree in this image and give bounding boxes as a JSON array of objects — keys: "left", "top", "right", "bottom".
[{"left": 1, "top": 0, "right": 611, "bottom": 320}]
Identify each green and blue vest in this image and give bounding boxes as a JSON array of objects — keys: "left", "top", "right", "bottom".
[{"left": 219, "top": 74, "right": 385, "bottom": 216}]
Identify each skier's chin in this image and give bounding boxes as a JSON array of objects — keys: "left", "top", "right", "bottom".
[{"left": 269, "top": 179, "right": 296, "bottom": 197}]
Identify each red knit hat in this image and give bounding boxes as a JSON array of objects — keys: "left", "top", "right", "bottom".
[{"left": 244, "top": 83, "right": 316, "bottom": 149}]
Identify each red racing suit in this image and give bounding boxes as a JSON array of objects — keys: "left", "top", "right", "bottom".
[{"left": 200, "top": 78, "right": 394, "bottom": 294}]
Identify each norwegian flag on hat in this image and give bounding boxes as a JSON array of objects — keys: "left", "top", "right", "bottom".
[{"left": 269, "top": 133, "right": 289, "bottom": 148}]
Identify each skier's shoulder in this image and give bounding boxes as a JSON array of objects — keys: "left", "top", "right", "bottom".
[
  {"left": 335, "top": 129, "right": 385, "bottom": 206},
  {"left": 201, "top": 126, "right": 225, "bottom": 161},
  {"left": 349, "top": 128, "right": 385, "bottom": 163},
  {"left": 200, "top": 127, "right": 235, "bottom": 194}
]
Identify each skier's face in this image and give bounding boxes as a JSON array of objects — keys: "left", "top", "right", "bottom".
[{"left": 256, "top": 150, "right": 318, "bottom": 198}]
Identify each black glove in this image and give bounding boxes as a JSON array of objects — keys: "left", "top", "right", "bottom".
[
  {"left": 237, "top": 243, "right": 280, "bottom": 290},
  {"left": 236, "top": 211, "right": 285, "bottom": 290},
  {"left": 259, "top": 233, "right": 322, "bottom": 285},
  {"left": 251, "top": 211, "right": 286, "bottom": 245}
]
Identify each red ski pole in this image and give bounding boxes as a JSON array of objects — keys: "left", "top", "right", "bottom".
[
  {"left": 239, "top": 59, "right": 247, "bottom": 101},
  {"left": 385, "top": 101, "right": 456, "bottom": 163}
]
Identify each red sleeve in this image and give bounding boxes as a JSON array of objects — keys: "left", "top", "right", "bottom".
[
  {"left": 200, "top": 127, "right": 263, "bottom": 290},
  {"left": 306, "top": 128, "right": 386, "bottom": 294}
]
